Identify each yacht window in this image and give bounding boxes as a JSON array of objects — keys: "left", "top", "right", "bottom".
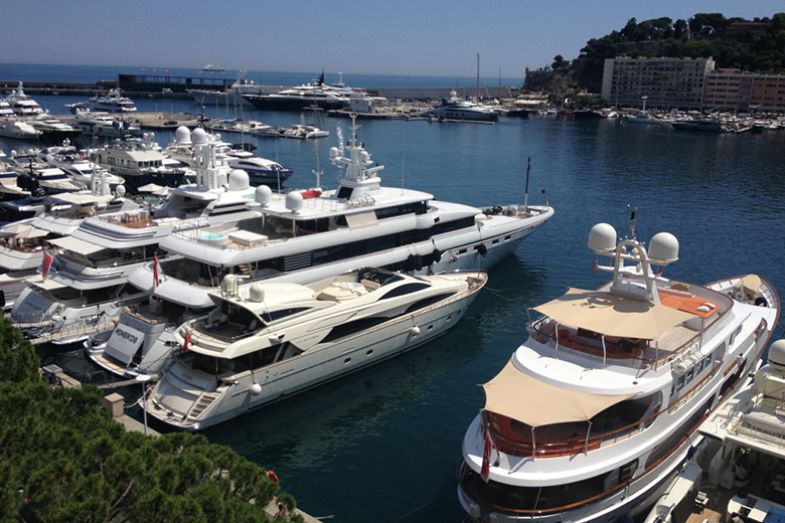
[
  {"left": 380, "top": 283, "right": 431, "bottom": 300},
  {"left": 198, "top": 302, "right": 264, "bottom": 341},
  {"left": 404, "top": 293, "right": 454, "bottom": 313},
  {"left": 729, "top": 325, "right": 742, "bottom": 347},
  {"left": 322, "top": 317, "right": 389, "bottom": 343},
  {"left": 263, "top": 307, "right": 311, "bottom": 323}
]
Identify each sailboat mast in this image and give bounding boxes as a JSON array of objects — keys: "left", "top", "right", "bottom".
[{"left": 476, "top": 53, "right": 480, "bottom": 101}]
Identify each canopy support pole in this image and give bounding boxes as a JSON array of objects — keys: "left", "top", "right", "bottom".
[
  {"left": 584, "top": 420, "right": 593, "bottom": 454},
  {"left": 554, "top": 322, "right": 559, "bottom": 351},
  {"left": 601, "top": 335, "right": 607, "bottom": 365},
  {"left": 531, "top": 426, "right": 536, "bottom": 458}
]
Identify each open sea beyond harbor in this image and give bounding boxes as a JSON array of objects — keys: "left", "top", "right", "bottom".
[{"left": 2, "top": 65, "right": 785, "bottom": 521}]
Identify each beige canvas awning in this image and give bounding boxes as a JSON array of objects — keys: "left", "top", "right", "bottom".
[
  {"left": 534, "top": 287, "right": 695, "bottom": 340},
  {"left": 48, "top": 236, "right": 104, "bottom": 255},
  {"left": 483, "top": 361, "right": 635, "bottom": 427}
]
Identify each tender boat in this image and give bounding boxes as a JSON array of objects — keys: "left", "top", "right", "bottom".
[
  {"left": 140, "top": 268, "right": 487, "bottom": 430},
  {"left": 88, "top": 117, "right": 552, "bottom": 380},
  {"left": 457, "top": 215, "right": 779, "bottom": 523}
]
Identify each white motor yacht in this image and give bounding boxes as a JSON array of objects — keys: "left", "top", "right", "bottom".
[
  {"left": 28, "top": 116, "right": 80, "bottom": 141},
  {"left": 164, "top": 126, "right": 292, "bottom": 186},
  {"left": 0, "top": 100, "right": 16, "bottom": 117},
  {"left": 244, "top": 71, "right": 373, "bottom": 111},
  {"left": 643, "top": 338, "right": 785, "bottom": 523},
  {"left": 140, "top": 268, "right": 486, "bottom": 430},
  {"left": 203, "top": 118, "right": 272, "bottom": 136},
  {"left": 87, "top": 89, "right": 137, "bottom": 113},
  {"left": 0, "top": 120, "right": 42, "bottom": 140},
  {"left": 89, "top": 117, "right": 553, "bottom": 380},
  {"left": 457, "top": 216, "right": 779, "bottom": 522},
  {"left": 93, "top": 134, "right": 191, "bottom": 192},
  {"left": 74, "top": 110, "right": 142, "bottom": 140},
  {"left": 9, "top": 139, "right": 265, "bottom": 345},
  {"left": 40, "top": 141, "right": 125, "bottom": 189},
  {"left": 0, "top": 177, "right": 137, "bottom": 310},
  {"left": 424, "top": 90, "right": 499, "bottom": 122},
  {"left": 5, "top": 82, "right": 45, "bottom": 117}
]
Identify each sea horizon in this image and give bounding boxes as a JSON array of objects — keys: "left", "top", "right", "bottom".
[{"left": 0, "top": 62, "right": 524, "bottom": 90}]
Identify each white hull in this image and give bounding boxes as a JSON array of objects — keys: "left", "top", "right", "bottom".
[{"left": 144, "top": 277, "right": 481, "bottom": 430}]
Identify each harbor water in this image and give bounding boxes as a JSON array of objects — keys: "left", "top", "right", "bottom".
[{"left": 2, "top": 74, "right": 785, "bottom": 521}]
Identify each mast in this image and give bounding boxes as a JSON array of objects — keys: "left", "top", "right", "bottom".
[{"left": 476, "top": 53, "right": 480, "bottom": 101}]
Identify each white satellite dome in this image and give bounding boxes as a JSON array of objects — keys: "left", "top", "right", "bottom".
[
  {"left": 191, "top": 127, "right": 209, "bottom": 145},
  {"left": 329, "top": 147, "right": 339, "bottom": 158},
  {"left": 115, "top": 185, "right": 126, "bottom": 198},
  {"left": 227, "top": 169, "right": 250, "bottom": 191},
  {"left": 255, "top": 185, "right": 272, "bottom": 206},
  {"left": 249, "top": 284, "right": 265, "bottom": 303},
  {"left": 360, "top": 150, "right": 370, "bottom": 163},
  {"left": 588, "top": 223, "right": 617, "bottom": 254},
  {"left": 768, "top": 340, "right": 785, "bottom": 370},
  {"left": 648, "top": 232, "right": 679, "bottom": 265},
  {"left": 175, "top": 126, "right": 192, "bottom": 145},
  {"left": 285, "top": 191, "right": 304, "bottom": 214}
]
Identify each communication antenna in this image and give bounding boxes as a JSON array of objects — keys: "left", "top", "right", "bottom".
[
  {"left": 313, "top": 150, "right": 322, "bottom": 189},
  {"left": 524, "top": 157, "right": 531, "bottom": 212}
]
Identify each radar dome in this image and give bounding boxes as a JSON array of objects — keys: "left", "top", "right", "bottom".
[
  {"left": 768, "top": 340, "right": 785, "bottom": 370},
  {"left": 329, "top": 147, "right": 339, "bottom": 158},
  {"left": 227, "top": 169, "right": 250, "bottom": 191},
  {"left": 285, "top": 191, "right": 304, "bottom": 214},
  {"left": 175, "top": 126, "right": 192, "bottom": 145},
  {"left": 255, "top": 185, "right": 272, "bottom": 206},
  {"left": 588, "top": 223, "right": 617, "bottom": 254},
  {"left": 191, "top": 127, "right": 209, "bottom": 146},
  {"left": 249, "top": 284, "right": 265, "bottom": 303},
  {"left": 360, "top": 150, "right": 370, "bottom": 163},
  {"left": 648, "top": 232, "right": 679, "bottom": 265},
  {"left": 115, "top": 185, "right": 126, "bottom": 198}
]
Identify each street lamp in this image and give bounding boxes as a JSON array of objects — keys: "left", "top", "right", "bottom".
[{"left": 136, "top": 374, "right": 152, "bottom": 436}]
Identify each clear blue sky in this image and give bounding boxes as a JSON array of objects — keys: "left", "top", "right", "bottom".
[{"left": 3, "top": 0, "right": 783, "bottom": 78}]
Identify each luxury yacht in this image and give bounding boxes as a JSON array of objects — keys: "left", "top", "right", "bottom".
[
  {"left": 165, "top": 126, "right": 292, "bottom": 186},
  {"left": 203, "top": 118, "right": 273, "bottom": 136},
  {"left": 0, "top": 176, "right": 137, "bottom": 310},
  {"left": 243, "top": 71, "right": 371, "bottom": 111},
  {"left": 9, "top": 139, "right": 264, "bottom": 344},
  {"left": 140, "top": 268, "right": 486, "bottom": 430},
  {"left": 88, "top": 117, "right": 552, "bottom": 379},
  {"left": 457, "top": 216, "right": 779, "bottom": 522},
  {"left": 0, "top": 100, "right": 14, "bottom": 117},
  {"left": 424, "top": 91, "right": 499, "bottom": 122},
  {"left": 86, "top": 89, "right": 137, "bottom": 113},
  {"left": 40, "top": 141, "right": 126, "bottom": 189},
  {"left": 93, "top": 134, "right": 191, "bottom": 192},
  {"left": 0, "top": 120, "right": 42, "bottom": 140},
  {"left": 5, "top": 82, "right": 45, "bottom": 117},
  {"left": 28, "top": 116, "right": 80, "bottom": 142},
  {"left": 74, "top": 110, "right": 142, "bottom": 140}
]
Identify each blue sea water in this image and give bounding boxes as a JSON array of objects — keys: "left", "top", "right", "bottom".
[
  {"left": 0, "top": 62, "right": 522, "bottom": 90},
  {"left": 4, "top": 65, "right": 785, "bottom": 522}
]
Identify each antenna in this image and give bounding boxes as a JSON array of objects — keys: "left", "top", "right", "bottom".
[
  {"left": 627, "top": 204, "right": 637, "bottom": 239},
  {"left": 313, "top": 150, "right": 322, "bottom": 189},
  {"left": 524, "top": 157, "right": 531, "bottom": 212}
]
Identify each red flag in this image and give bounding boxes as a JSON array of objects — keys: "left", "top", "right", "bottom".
[
  {"left": 153, "top": 256, "right": 160, "bottom": 287},
  {"left": 183, "top": 331, "right": 192, "bottom": 352},
  {"left": 481, "top": 422, "right": 492, "bottom": 482},
  {"left": 41, "top": 251, "right": 53, "bottom": 279}
]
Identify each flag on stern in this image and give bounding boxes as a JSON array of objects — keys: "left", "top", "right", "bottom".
[
  {"left": 183, "top": 331, "right": 192, "bottom": 352},
  {"left": 481, "top": 412, "right": 493, "bottom": 482},
  {"left": 41, "top": 251, "right": 53, "bottom": 279},
  {"left": 153, "top": 255, "right": 161, "bottom": 287}
]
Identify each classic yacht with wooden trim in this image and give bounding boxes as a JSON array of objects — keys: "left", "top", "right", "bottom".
[
  {"left": 89, "top": 117, "right": 552, "bottom": 378},
  {"left": 141, "top": 268, "right": 486, "bottom": 430},
  {"left": 457, "top": 216, "right": 779, "bottom": 522},
  {"left": 9, "top": 139, "right": 264, "bottom": 344}
]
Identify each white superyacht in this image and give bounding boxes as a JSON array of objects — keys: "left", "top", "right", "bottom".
[
  {"left": 89, "top": 117, "right": 553, "bottom": 378},
  {"left": 142, "top": 268, "right": 487, "bottom": 430},
  {"left": 457, "top": 216, "right": 779, "bottom": 522},
  {"left": 9, "top": 139, "right": 264, "bottom": 344}
]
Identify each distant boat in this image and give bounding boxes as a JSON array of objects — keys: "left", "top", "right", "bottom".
[{"left": 201, "top": 64, "right": 226, "bottom": 73}]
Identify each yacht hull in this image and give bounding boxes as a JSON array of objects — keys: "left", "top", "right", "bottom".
[
  {"left": 244, "top": 95, "right": 346, "bottom": 111},
  {"left": 143, "top": 275, "right": 483, "bottom": 430}
]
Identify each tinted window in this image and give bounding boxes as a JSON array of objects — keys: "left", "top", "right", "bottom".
[{"left": 380, "top": 283, "right": 430, "bottom": 300}]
